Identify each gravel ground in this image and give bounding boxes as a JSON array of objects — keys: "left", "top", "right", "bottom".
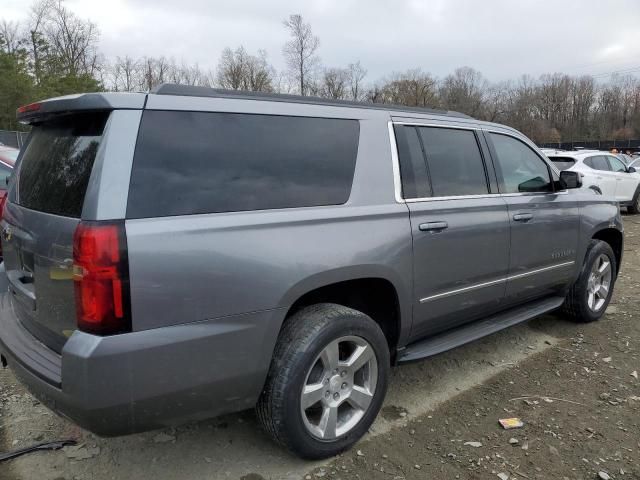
[{"left": 1, "top": 216, "right": 639, "bottom": 480}]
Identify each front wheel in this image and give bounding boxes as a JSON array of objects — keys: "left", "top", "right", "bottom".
[
  {"left": 562, "top": 240, "right": 616, "bottom": 322},
  {"left": 256, "top": 303, "right": 390, "bottom": 459}
]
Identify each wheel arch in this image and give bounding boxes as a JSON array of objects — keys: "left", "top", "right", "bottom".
[
  {"left": 278, "top": 267, "right": 409, "bottom": 359},
  {"left": 592, "top": 228, "right": 623, "bottom": 276}
]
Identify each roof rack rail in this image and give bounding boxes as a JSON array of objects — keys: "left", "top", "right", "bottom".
[{"left": 150, "top": 83, "right": 472, "bottom": 119}]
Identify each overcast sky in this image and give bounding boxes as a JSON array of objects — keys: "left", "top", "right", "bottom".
[{"left": 3, "top": 0, "right": 640, "bottom": 82}]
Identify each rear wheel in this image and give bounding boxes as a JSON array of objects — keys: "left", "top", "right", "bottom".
[
  {"left": 562, "top": 240, "right": 616, "bottom": 322},
  {"left": 256, "top": 303, "right": 389, "bottom": 459}
]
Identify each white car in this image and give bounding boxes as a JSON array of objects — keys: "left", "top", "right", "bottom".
[{"left": 547, "top": 150, "right": 640, "bottom": 213}]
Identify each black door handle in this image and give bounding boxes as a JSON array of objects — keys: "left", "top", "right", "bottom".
[
  {"left": 513, "top": 213, "right": 533, "bottom": 222},
  {"left": 419, "top": 221, "right": 448, "bottom": 232}
]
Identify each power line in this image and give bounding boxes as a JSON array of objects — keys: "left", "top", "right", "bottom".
[
  {"left": 562, "top": 58, "right": 638, "bottom": 72},
  {"left": 591, "top": 65, "right": 640, "bottom": 78}
]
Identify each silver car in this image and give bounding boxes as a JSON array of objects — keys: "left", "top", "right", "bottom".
[{"left": 0, "top": 85, "right": 623, "bottom": 459}]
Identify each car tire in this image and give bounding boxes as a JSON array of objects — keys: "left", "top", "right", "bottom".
[
  {"left": 256, "top": 303, "right": 390, "bottom": 459},
  {"left": 627, "top": 190, "right": 640, "bottom": 214},
  {"left": 562, "top": 240, "right": 616, "bottom": 323}
]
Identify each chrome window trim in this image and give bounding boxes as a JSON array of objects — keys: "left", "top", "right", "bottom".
[
  {"left": 419, "top": 260, "right": 575, "bottom": 303},
  {"left": 388, "top": 121, "right": 569, "bottom": 204},
  {"left": 387, "top": 121, "right": 404, "bottom": 204},
  {"left": 405, "top": 193, "right": 502, "bottom": 203},
  {"left": 393, "top": 121, "right": 480, "bottom": 131}
]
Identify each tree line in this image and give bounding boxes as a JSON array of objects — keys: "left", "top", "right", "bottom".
[{"left": 1, "top": 1, "right": 640, "bottom": 144}]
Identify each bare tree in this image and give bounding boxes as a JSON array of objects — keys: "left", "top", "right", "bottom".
[
  {"left": 26, "top": 0, "right": 54, "bottom": 84},
  {"left": 376, "top": 69, "right": 439, "bottom": 107},
  {"left": 282, "top": 14, "right": 319, "bottom": 96},
  {"left": 0, "top": 20, "right": 22, "bottom": 55},
  {"left": 319, "top": 67, "right": 349, "bottom": 99},
  {"left": 347, "top": 61, "right": 367, "bottom": 101},
  {"left": 217, "top": 46, "right": 274, "bottom": 92},
  {"left": 45, "top": 0, "right": 100, "bottom": 76},
  {"left": 439, "top": 66, "right": 487, "bottom": 116},
  {"left": 108, "top": 55, "right": 140, "bottom": 92},
  {"left": 217, "top": 47, "right": 246, "bottom": 90},
  {"left": 244, "top": 50, "right": 274, "bottom": 92}
]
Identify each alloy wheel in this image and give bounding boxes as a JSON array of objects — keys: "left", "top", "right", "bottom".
[
  {"left": 586, "top": 253, "right": 612, "bottom": 312},
  {"left": 300, "top": 336, "right": 378, "bottom": 440}
]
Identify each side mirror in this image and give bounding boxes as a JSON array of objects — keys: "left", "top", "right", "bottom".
[
  {"left": 628, "top": 166, "right": 636, "bottom": 173},
  {"left": 559, "top": 170, "right": 582, "bottom": 189}
]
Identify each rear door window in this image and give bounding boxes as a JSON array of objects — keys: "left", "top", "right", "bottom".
[
  {"left": 16, "top": 113, "right": 109, "bottom": 217},
  {"left": 417, "top": 127, "right": 489, "bottom": 197},
  {"left": 394, "top": 125, "right": 430, "bottom": 199},
  {"left": 585, "top": 156, "right": 611, "bottom": 171},
  {"left": 127, "top": 111, "right": 360, "bottom": 218}
]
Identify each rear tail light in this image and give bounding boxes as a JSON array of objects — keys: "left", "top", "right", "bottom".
[
  {"left": 73, "top": 221, "right": 131, "bottom": 335},
  {"left": 17, "top": 102, "right": 42, "bottom": 114}
]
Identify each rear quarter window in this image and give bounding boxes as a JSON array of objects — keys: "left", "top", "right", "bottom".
[{"left": 126, "top": 111, "right": 360, "bottom": 218}]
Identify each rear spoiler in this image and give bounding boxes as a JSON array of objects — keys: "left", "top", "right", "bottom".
[{"left": 17, "top": 93, "right": 147, "bottom": 125}]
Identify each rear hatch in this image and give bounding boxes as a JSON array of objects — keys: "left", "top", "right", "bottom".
[{"left": 2, "top": 112, "right": 109, "bottom": 353}]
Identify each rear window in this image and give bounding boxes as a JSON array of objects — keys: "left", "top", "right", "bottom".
[
  {"left": 126, "top": 111, "right": 360, "bottom": 218},
  {"left": 548, "top": 157, "right": 575, "bottom": 171},
  {"left": 17, "top": 113, "right": 108, "bottom": 217}
]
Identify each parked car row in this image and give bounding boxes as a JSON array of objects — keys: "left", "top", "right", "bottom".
[
  {"left": 0, "top": 143, "right": 17, "bottom": 259},
  {"left": 542, "top": 148, "right": 640, "bottom": 213}
]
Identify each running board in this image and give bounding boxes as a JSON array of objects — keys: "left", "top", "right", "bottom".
[{"left": 397, "top": 296, "right": 564, "bottom": 364}]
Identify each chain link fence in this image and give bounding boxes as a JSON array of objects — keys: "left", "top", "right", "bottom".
[
  {"left": 539, "top": 139, "right": 640, "bottom": 152},
  {"left": 0, "top": 130, "right": 29, "bottom": 149}
]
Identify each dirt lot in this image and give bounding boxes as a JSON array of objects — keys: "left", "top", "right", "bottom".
[{"left": 1, "top": 216, "right": 639, "bottom": 480}]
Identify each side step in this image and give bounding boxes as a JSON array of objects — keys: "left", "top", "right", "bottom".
[{"left": 397, "top": 296, "right": 564, "bottom": 364}]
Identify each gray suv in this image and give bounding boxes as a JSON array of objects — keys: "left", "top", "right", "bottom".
[{"left": 0, "top": 85, "right": 623, "bottom": 459}]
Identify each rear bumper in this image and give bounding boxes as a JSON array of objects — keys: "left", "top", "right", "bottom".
[{"left": 0, "top": 292, "right": 284, "bottom": 436}]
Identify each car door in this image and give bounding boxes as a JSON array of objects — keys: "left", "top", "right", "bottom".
[
  {"left": 584, "top": 155, "right": 617, "bottom": 197},
  {"left": 486, "top": 131, "right": 580, "bottom": 305},
  {"left": 393, "top": 123, "right": 510, "bottom": 340},
  {"left": 606, "top": 155, "right": 637, "bottom": 202}
]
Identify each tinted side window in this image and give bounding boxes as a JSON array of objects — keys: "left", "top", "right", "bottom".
[
  {"left": 585, "top": 156, "right": 610, "bottom": 171},
  {"left": 607, "top": 156, "right": 626, "bottom": 172},
  {"left": 417, "top": 127, "right": 488, "bottom": 197},
  {"left": 394, "top": 125, "right": 430, "bottom": 199},
  {"left": 490, "top": 133, "right": 552, "bottom": 193},
  {"left": 127, "top": 111, "right": 360, "bottom": 218},
  {"left": 17, "top": 113, "right": 108, "bottom": 217}
]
